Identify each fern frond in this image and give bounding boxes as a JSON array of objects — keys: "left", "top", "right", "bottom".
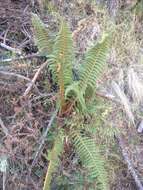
[
  {"left": 49, "top": 20, "right": 73, "bottom": 87},
  {"left": 31, "top": 13, "right": 52, "bottom": 56},
  {"left": 72, "top": 132, "right": 109, "bottom": 190},
  {"left": 79, "top": 34, "right": 111, "bottom": 93},
  {"left": 49, "top": 20, "right": 74, "bottom": 109},
  {"left": 43, "top": 132, "right": 64, "bottom": 190}
]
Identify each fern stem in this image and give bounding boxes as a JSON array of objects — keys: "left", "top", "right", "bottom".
[
  {"left": 43, "top": 133, "right": 64, "bottom": 190},
  {"left": 57, "top": 61, "right": 65, "bottom": 113}
]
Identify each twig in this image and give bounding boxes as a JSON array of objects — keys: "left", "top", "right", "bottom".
[
  {"left": 0, "top": 35, "right": 19, "bottom": 45},
  {"left": 0, "top": 42, "right": 21, "bottom": 55},
  {"left": 0, "top": 53, "right": 42, "bottom": 63},
  {"left": 117, "top": 136, "right": 143, "bottom": 190},
  {"left": 23, "top": 61, "right": 48, "bottom": 97},
  {"left": 3, "top": 171, "right": 6, "bottom": 190},
  {"left": 0, "top": 73, "right": 41, "bottom": 95},
  {"left": 22, "top": 25, "right": 31, "bottom": 40},
  {"left": 3, "top": 26, "right": 10, "bottom": 44},
  {"left": 30, "top": 93, "right": 54, "bottom": 102},
  {"left": 18, "top": 39, "right": 31, "bottom": 48},
  {"left": 30, "top": 110, "right": 58, "bottom": 169},
  {"left": 0, "top": 117, "right": 9, "bottom": 136},
  {"left": 95, "top": 91, "right": 119, "bottom": 103},
  {"left": 0, "top": 71, "right": 31, "bottom": 82}
]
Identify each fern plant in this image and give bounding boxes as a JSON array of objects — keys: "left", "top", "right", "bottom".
[{"left": 32, "top": 13, "right": 111, "bottom": 190}]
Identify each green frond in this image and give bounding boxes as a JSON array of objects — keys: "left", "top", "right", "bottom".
[
  {"left": 31, "top": 13, "right": 52, "bottom": 56},
  {"left": 72, "top": 132, "right": 109, "bottom": 190},
  {"left": 48, "top": 20, "right": 74, "bottom": 109},
  {"left": 49, "top": 20, "right": 73, "bottom": 87},
  {"left": 43, "top": 133, "right": 64, "bottom": 190},
  {"left": 79, "top": 33, "right": 111, "bottom": 93}
]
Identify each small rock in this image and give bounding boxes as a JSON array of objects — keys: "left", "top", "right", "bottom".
[{"left": 137, "top": 120, "right": 143, "bottom": 133}]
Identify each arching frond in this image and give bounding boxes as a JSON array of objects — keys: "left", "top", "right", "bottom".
[
  {"left": 79, "top": 34, "right": 111, "bottom": 93},
  {"left": 31, "top": 13, "right": 52, "bottom": 56},
  {"left": 43, "top": 133, "right": 64, "bottom": 190},
  {"left": 72, "top": 132, "right": 109, "bottom": 190}
]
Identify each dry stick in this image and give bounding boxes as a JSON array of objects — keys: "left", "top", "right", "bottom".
[
  {"left": 0, "top": 35, "right": 14, "bottom": 44},
  {"left": 0, "top": 71, "right": 31, "bottom": 82},
  {"left": 0, "top": 117, "right": 9, "bottom": 136},
  {"left": 117, "top": 136, "right": 143, "bottom": 190},
  {"left": 0, "top": 53, "right": 42, "bottom": 63},
  {"left": 3, "top": 171, "right": 6, "bottom": 190},
  {"left": 3, "top": 28, "right": 9, "bottom": 44},
  {"left": 31, "top": 110, "right": 58, "bottom": 169},
  {"left": 0, "top": 72, "right": 41, "bottom": 95},
  {"left": 0, "top": 42, "right": 21, "bottom": 55},
  {"left": 23, "top": 61, "right": 48, "bottom": 97}
]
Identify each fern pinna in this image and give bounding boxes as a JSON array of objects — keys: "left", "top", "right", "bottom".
[
  {"left": 32, "top": 13, "right": 111, "bottom": 190},
  {"left": 72, "top": 132, "right": 109, "bottom": 190}
]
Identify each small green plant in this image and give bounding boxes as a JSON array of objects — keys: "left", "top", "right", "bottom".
[{"left": 32, "top": 13, "right": 111, "bottom": 190}]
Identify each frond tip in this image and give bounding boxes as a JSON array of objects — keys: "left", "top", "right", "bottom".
[
  {"left": 43, "top": 133, "right": 64, "bottom": 190},
  {"left": 31, "top": 13, "right": 52, "bottom": 56},
  {"left": 72, "top": 132, "right": 109, "bottom": 190}
]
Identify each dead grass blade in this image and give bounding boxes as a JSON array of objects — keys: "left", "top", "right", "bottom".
[
  {"left": 127, "top": 68, "right": 143, "bottom": 104},
  {"left": 0, "top": 117, "right": 9, "bottom": 136},
  {"left": 112, "top": 81, "right": 135, "bottom": 125}
]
